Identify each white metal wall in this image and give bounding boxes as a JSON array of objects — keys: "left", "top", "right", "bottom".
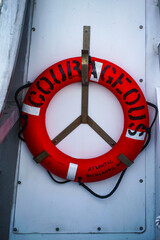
[{"left": 10, "top": 0, "right": 160, "bottom": 239}]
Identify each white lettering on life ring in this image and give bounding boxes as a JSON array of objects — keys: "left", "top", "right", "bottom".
[
  {"left": 22, "top": 103, "right": 40, "bottom": 116},
  {"left": 90, "top": 61, "right": 103, "bottom": 82},
  {"left": 67, "top": 163, "right": 78, "bottom": 180},
  {"left": 126, "top": 129, "right": 146, "bottom": 140}
]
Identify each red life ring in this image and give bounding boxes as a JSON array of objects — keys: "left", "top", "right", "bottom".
[{"left": 22, "top": 57, "right": 149, "bottom": 182}]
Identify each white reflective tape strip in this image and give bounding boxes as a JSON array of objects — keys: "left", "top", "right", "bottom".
[
  {"left": 126, "top": 129, "right": 146, "bottom": 140},
  {"left": 67, "top": 163, "right": 78, "bottom": 180},
  {"left": 22, "top": 103, "right": 40, "bottom": 116},
  {"left": 90, "top": 61, "right": 103, "bottom": 82}
]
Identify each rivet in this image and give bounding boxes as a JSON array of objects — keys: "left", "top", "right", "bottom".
[
  {"left": 139, "top": 25, "right": 143, "bottom": 29},
  {"left": 139, "top": 226, "right": 143, "bottom": 231},
  {"left": 13, "top": 228, "right": 17, "bottom": 232},
  {"left": 32, "top": 27, "right": 36, "bottom": 31},
  {"left": 97, "top": 227, "right": 101, "bottom": 231},
  {"left": 18, "top": 181, "right": 21, "bottom": 184},
  {"left": 139, "top": 179, "right": 143, "bottom": 183},
  {"left": 56, "top": 227, "right": 59, "bottom": 232},
  {"left": 139, "top": 79, "right": 143, "bottom": 83}
]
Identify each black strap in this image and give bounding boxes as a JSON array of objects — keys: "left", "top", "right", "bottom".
[
  {"left": 147, "top": 101, "right": 158, "bottom": 129},
  {"left": 17, "top": 114, "right": 28, "bottom": 141},
  {"left": 140, "top": 101, "right": 158, "bottom": 152},
  {"left": 78, "top": 169, "right": 127, "bottom": 199},
  {"left": 47, "top": 171, "right": 70, "bottom": 184},
  {"left": 14, "top": 82, "right": 32, "bottom": 141},
  {"left": 15, "top": 82, "right": 32, "bottom": 113}
]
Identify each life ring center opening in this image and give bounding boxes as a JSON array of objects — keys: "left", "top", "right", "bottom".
[{"left": 45, "top": 82, "right": 124, "bottom": 159}]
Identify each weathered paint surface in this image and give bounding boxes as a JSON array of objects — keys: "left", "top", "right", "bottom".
[{"left": 0, "top": 0, "right": 27, "bottom": 116}]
